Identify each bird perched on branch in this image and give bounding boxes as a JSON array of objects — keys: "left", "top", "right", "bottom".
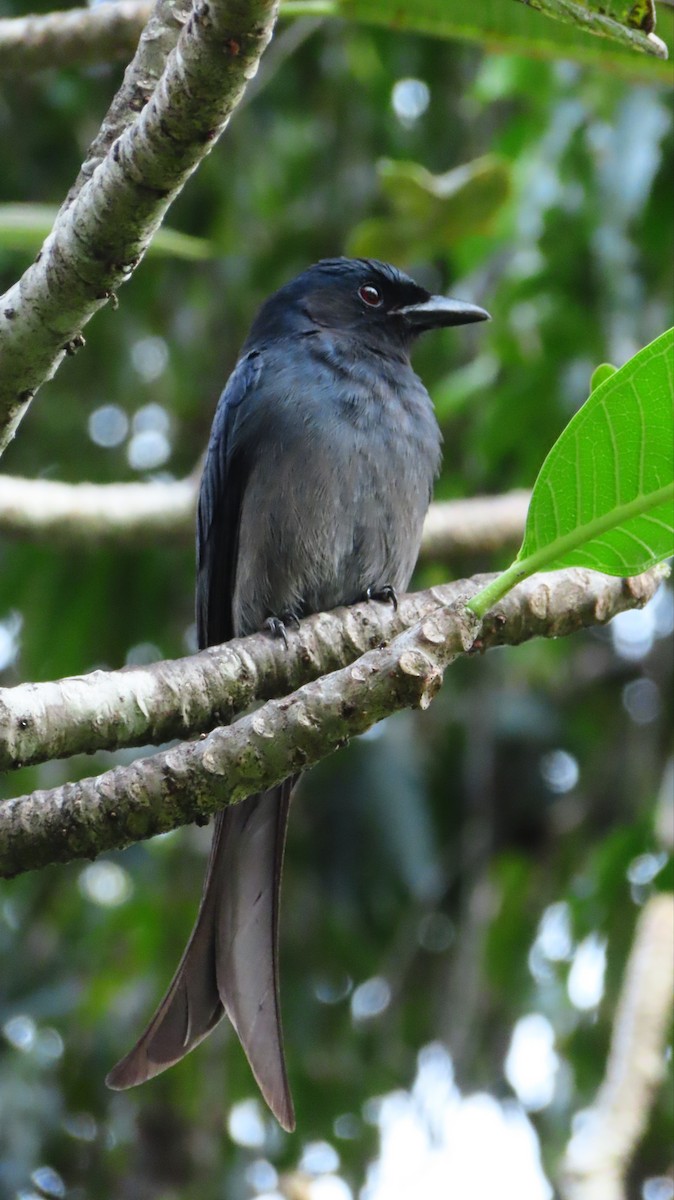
[{"left": 106, "top": 257, "right": 489, "bottom": 1130}]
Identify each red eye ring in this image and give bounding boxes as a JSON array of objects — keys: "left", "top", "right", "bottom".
[{"left": 358, "top": 283, "right": 383, "bottom": 307}]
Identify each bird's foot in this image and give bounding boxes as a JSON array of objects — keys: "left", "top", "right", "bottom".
[
  {"left": 366, "top": 584, "right": 399, "bottom": 611},
  {"left": 265, "top": 616, "right": 289, "bottom": 648},
  {"left": 264, "top": 611, "right": 301, "bottom": 648}
]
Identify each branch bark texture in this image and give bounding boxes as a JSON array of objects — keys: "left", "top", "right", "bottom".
[
  {"left": 0, "top": 0, "right": 279, "bottom": 456},
  {"left": 67, "top": 0, "right": 193, "bottom": 203},
  {"left": 0, "top": 567, "right": 664, "bottom": 876},
  {"left": 1, "top": 568, "right": 660, "bottom": 773},
  {"left": 561, "top": 893, "right": 674, "bottom": 1200}
]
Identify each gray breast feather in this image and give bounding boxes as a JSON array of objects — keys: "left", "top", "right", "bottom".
[{"left": 231, "top": 346, "right": 440, "bottom": 635}]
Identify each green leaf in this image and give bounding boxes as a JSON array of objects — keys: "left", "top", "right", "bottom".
[
  {"left": 282, "top": 0, "right": 673, "bottom": 82},
  {"left": 519, "top": 327, "right": 674, "bottom": 573},
  {"left": 590, "top": 362, "right": 618, "bottom": 391},
  {"left": 0, "top": 204, "right": 215, "bottom": 261},
  {"left": 468, "top": 329, "right": 674, "bottom": 616}
]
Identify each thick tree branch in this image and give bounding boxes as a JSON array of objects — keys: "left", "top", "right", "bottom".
[
  {"left": 561, "top": 893, "right": 674, "bottom": 1200},
  {"left": 0, "top": 578, "right": 471, "bottom": 771},
  {"left": 2, "top": 569, "right": 660, "bottom": 773},
  {"left": 0, "top": 1, "right": 151, "bottom": 73},
  {"left": 0, "top": 472, "right": 530, "bottom": 555},
  {"left": 0, "top": 567, "right": 664, "bottom": 877},
  {"left": 0, "top": 0, "right": 279, "bottom": 457}
]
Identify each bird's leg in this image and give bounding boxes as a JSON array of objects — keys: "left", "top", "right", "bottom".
[{"left": 365, "top": 584, "right": 399, "bottom": 611}]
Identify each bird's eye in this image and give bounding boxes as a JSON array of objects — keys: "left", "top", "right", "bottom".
[{"left": 358, "top": 284, "right": 383, "bottom": 307}]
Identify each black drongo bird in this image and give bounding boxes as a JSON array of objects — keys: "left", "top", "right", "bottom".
[{"left": 106, "top": 257, "right": 489, "bottom": 1130}]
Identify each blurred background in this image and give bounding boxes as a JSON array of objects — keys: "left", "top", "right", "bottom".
[{"left": 0, "top": 4, "right": 673, "bottom": 1198}]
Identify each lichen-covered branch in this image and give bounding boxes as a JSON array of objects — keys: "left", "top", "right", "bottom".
[
  {"left": 0, "top": 1, "right": 151, "bottom": 73},
  {"left": 561, "top": 893, "right": 674, "bottom": 1200},
  {"left": 0, "top": 567, "right": 665, "bottom": 877},
  {"left": 0, "top": 0, "right": 279, "bottom": 456},
  {"left": 0, "top": 471, "right": 530, "bottom": 555}
]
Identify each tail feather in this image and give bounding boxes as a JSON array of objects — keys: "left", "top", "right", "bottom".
[
  {"left": 106, "top": 782, "right": 296, "bottom": 1131},
  {"left": 215, "top": 781, "right": 295, "bottom": 1130}
]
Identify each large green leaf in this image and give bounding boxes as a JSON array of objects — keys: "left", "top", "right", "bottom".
[
  {"left": 519, "top": 327, "right": 673, "bottom": 574},
  {"left": 469, "top": 330, "right": 674, "bottom": 616},
  {"left": 284, "top": 0, "right": 672, "bottom": 82}
]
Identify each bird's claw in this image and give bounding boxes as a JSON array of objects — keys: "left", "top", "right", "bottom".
[
  {"left": 265, "top": 616, "right": 290, "bottom": 648},
  {"left": 366, "top": 584, "right": 399, "bottom": 611}
]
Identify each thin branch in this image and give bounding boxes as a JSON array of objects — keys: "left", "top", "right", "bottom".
[
  {"left": 422, "top": 490, "right": 531, "bottom": 558},
  {"left": 0, "top": 567, "right": 664, "bottom": 877},
  {"left": 0, "top": 471, "right": 530, "bottom": 555},
  {"left": 0, "top": 472, "right": 198, "bottom": 546},
  {"left": 0, "top": 2, "right": 321, "bottom": 78},
  {"left": 561, "top": 893, "right": 674, "bottom": 1200},
  {"left": 0, "top": 1, "right": 151, "bottom": 73},
  {"left": 0, "top": 0, "right": 279, "bottom": 457},
  {"left": 66, "top": 0, "right": 194, "bottom": 205}
]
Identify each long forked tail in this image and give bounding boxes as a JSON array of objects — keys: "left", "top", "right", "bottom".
[{"left": 106, "top": 781, "right": 296, "bottom": 1132}]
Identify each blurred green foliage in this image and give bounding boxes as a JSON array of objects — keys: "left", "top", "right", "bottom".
[
  {"left": 0, "top": 204, "right": 215, "bottom": 259},
  {"left": 0, "top": 7, "right": 672, "bottom": 1200}
]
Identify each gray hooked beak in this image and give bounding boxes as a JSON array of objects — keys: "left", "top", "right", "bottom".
[{"left": 397, "top": 295, "right": 490, "bottom": 329}]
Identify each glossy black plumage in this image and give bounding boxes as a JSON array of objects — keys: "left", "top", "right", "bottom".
[{"left": 107, "top": 258, "right": 489, "bottom": 1129}]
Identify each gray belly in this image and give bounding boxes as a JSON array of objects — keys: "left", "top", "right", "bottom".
[{"left": 232, "top": 391, "right": 439, "bottom": 637}]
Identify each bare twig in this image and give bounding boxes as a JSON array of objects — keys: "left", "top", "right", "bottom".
[
  {"left": 0, "top": 1, "right": 151, "bottom": 73},
  {"left": 0, "top": 1, "right": 322, "bottom": 79},
  {"left": 0, "top": 567, "right": 664, "bottom": 876},
  {"left": 0, "top": 472, "right": 198, "bottom": 546},
  {"left": 422, "top": 490, "right": 531, "bottom": 558},
  {"left": 561, "top": 894, "right": 674, "bottom": 1200},
  {"left": 0, "top": 0, "right": 279, "bottom": 456}
]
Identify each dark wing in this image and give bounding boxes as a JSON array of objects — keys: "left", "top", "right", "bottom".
[
  {"left": 108, "top": 346, "right": 296, "bottom": 1129},
  {"left": 196, "top": 349, "right": 262, "bottom": 649}
]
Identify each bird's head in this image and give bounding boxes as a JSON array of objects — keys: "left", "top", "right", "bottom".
[{"left": 245, "top": 258, "right": 489, "bottom": 354}]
